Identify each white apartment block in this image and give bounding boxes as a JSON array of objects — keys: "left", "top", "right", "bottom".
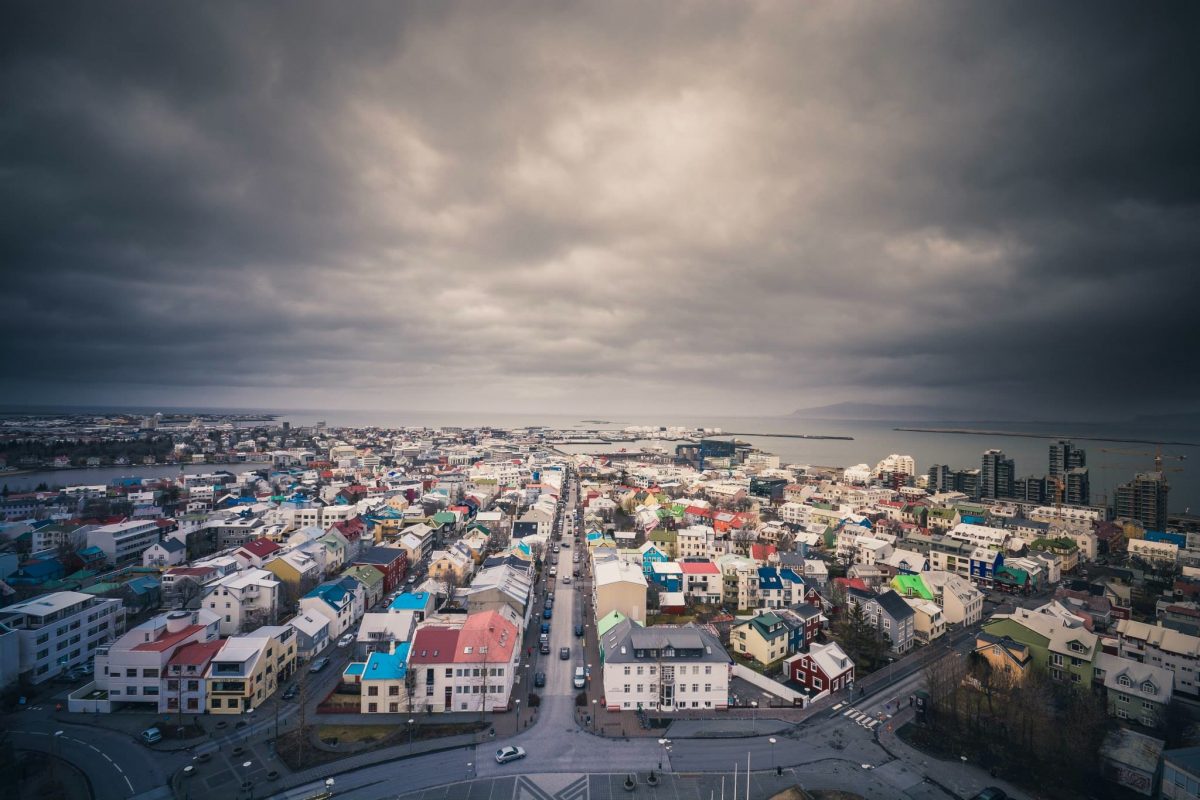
[
  {"left": 94, "top": 609, "right": 220, "bottom": 711},
  {"left": 87, "top": 520, "right": 161, "bottom": 565},
  {"left": 601, "top": 621, "right": 731, "bottom": 712},
  {"left": 0, "top": 591, "right": 122, "bottom": 684},
  {"left": 677, "top": 525, "right": 715, "bottom": 559},
  {"left": 778, "top": 502, "right": 810, "bottom": 526},
  {"left": 1130, "top": 538, "right": 1180, "bottom": 565},
  {"left": 1116, "top": 619, "right": 1200, "bottom": 697},
  {"left": 204, "top": 568, "right": 282, "bottom": 635},
  {"left": 947, "top": 523, "right": 1011, "bottom": 553}
]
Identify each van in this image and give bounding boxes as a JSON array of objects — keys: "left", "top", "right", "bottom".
[
  {"left": 573, "top": 666, "right": 586, "bottom": 689},
  {"left": 141, "top": 727, "right": 163, "bottom": 745}
]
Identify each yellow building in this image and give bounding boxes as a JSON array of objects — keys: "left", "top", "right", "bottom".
[
  {"left": 205, "top": 625, "right": 297, "bottom": 713},
  {"left": 970, "top": 632, "right": 1031, "bottom": 685}
]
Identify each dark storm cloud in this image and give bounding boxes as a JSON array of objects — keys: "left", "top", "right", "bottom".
[{"left": 2, "top": 1, "right": 1198, "bottom": 416}]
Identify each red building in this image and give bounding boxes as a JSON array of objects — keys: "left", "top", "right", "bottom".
[
  {"left": 785, "top": 641, "right": 855, "bottom": 694},
  {"left": 353, "top": 545, "right": 409, "bottom": 594}
]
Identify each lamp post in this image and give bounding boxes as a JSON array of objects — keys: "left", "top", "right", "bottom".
[
  {"left": 769, "top": 737, "right": 777, "bottom": 772},
  {"left": 515, "top": 698, "right": 521, "bottom": 728},
  {"left": 592, "top": 699, "right": 598, "bottom": 732},
  {"left": 52, "top": 730, "right": 64, "bottom": 783},
  {"left": 657, "top": 738, "right": 672, "bottom": 771},
  {"left": 960, "top": 755, "right": 967, "bottom": 794},
  {"left": 408, "top": 717, "right": 416, "bottom": 750},
  {"left": 750, "top": 700, "right": 758, "bottom": 732}
]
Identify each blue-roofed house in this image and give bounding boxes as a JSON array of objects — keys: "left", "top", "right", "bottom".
[
  {"left": 757, "top": 566, "right": 806, "bottom": 610},
  {"left": 388, "top": 591, "right": 435, "bottom": 621},
  {"left": 358, "top": 641, "right": 413, "bottom": 713},
  {"left": 7, "top": 557, "right": 65, "bottom": 587},
  {"left": 300, "top": 579, "right": 363, "bottom": 639}
]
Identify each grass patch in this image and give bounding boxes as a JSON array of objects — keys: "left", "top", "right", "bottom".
[{"left": 317, "top": 724, "right": 396, "bottom": 744}]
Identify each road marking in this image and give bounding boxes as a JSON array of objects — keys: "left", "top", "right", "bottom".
[
  {"left": 88, "top": 744, "right": 102, "bottom": 753},
  {"left": 842, "top": 709, "right": 855, "bottom": 717},
  {"left": 123, "top": 775, "right": 134, "bottom": 792},
  {"left": 102, "top": 753, "right": 115, "bottom": 763}
]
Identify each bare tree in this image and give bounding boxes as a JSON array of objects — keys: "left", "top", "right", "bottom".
[{"left": 732, "top": 528, "right": 757, "bottom": 557}]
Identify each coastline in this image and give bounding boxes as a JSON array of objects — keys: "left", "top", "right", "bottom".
[{"left": 896, "top": 427, "right": 1199, "bottom": 448}]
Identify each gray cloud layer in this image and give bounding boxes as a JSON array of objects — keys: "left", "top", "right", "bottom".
[{"left": 2, "top": 2, "right": 1198, "bottom": 417}]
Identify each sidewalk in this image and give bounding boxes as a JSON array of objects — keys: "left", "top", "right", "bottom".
[{"left": 874, "top": 707, "right": 1035, "bottom": 800}]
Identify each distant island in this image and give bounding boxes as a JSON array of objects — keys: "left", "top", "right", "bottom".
[{"left": 790, "top": 401, "right": 1022, "bottom": 422}]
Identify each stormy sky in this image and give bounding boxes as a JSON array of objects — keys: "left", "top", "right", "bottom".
[{"left": 2, "top": 2, "right": 1198, "bottom": 419}]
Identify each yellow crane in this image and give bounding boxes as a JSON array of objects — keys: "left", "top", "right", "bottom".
[{"left": 1099, "top": 446, "right": 1186, "bottom": 474}]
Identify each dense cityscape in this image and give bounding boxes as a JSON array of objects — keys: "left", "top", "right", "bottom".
[{"left": 0, "top": 413, "right": 1196, "bottom": 800}]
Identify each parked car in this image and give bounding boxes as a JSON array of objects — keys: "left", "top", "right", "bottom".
[
  {"left": 969, "top": 791, "right": 1007, "bottom": 800},
  {"left": 337, "top": 633, "right": 354, "bottom": 648},
  {"left": 543, "top": 608, "right": 552, "bottom": 619},
  {"left": 282, "top": 684, "right": 299, "bottom": 700},
  {"left": 540, "top": 622, "right": 550, "bottom": 634},
  {"left": 140, "top": 727, "right": 163, "bottom": 745},
  {"left": 496, "top": 745, "right": 527, "bottom": 764},
  {"left": 309, "top": 657, "right": 330, "bottom": 673},
  {"left": 573, "top": 666, "right": 586, "bottom": 689},
  {"left": 574, "top": 624, "right": 584, "bottom": 637},
  {"left": 559, "top": 647, "right": 570, "bottom": 660},
  {"left": 534, "top": 672, "right": 546, "bottom": 688},
  {"left": 573, "top": 568, "right": 580, "bottom": 577},
  {"left": 540, "top": 641, "right": 551, "bottom": 654}
]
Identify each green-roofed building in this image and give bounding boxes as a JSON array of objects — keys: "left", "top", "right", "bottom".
[
  {"left": 892, "top": 573, "right": 935, "bottom": 601},
  {"left": 432, "top": 511, "right": 458, "bottom": 529},
  {"left": 81, "top": 581, "right": 122, "bottom": 596},
  {"left": 597, "top": 609, "right": 630, "bottom": 639}
]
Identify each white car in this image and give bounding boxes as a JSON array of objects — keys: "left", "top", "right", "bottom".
[
  {"left": 495, "top": 745, "right": 527, "bottom": 764},
  {"left": 337, "top": 633, "right": 355, "bottom": 648}
]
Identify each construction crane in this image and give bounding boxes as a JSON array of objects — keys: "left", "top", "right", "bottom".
[{"left": 1099, "top": 446, "right": 1186, "bottom": 475}]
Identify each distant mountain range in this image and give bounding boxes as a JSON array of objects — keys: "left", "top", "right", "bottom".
[{"left": 789, "top": 402, "right": 1026, "bottom": 422}]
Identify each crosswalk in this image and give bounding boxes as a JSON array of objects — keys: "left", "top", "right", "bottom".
[{"left": 840, "top": 706, "right": 882, "bottom": 729}]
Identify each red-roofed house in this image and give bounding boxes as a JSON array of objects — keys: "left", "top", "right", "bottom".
[
  {"left": 409, "top": 612, "right": 519, "bottom": 713},
  {"left": 234, "top": 537, "right": 283, "bottom": 569},
  {"left": 679, "top": 558, "right": 722, "bottom": 603},
  {"left": 166, "top": 639, "right": 225, "bottom": 713},
  {"left": 750, "top": 544, "right": 778, "bottom": 563}
]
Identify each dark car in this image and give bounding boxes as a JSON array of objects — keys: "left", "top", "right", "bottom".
[
  {"left": 543, "top": 608, "right": 552, "bottom": 619},
  {"left": 559, "top": 647, "right": 570, "bottom": 660},
  {"left": 282, "top": 684, "right": 299, "bottom": 700},
  {"left": 534, "top": 672, "right": 546, "bottom": 687},
  {"left": 574, "top": 624, "right": 584, "bottom": 637},
  {"left": 969, "top": 790, "right": 1008, "bottom": 800},
  {"left": 541, "top": 622, "right": 550, "bottom": 634}
]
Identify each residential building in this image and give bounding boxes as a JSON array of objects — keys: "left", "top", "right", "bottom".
[
  {"left": 904, "top": 599, "right": 945, "bottom": 643},
  {"left": 142, "top": 538, "right": 188, "bottom": 569},
  {"left": 971, "top": 632, "right": 1032, "bottom": 684},
  {"left": 351, "top": 546, "right": 409, "bottom": 594},
  {"left": 1114, "top": 472, "right": 1169, "bottom": 532},
  {"left": 409, "top": 611, "right": 519, "bottom": 713},
  {"left": 300, "top": 579, "right": 365, "bottom": 640},
  {"left": 785, "top": 641, "right": 854, "bottom": 695},
  {"left": 1115, "top": 618, "right": 1200, "bottom": 697},
  {"left": 1162, "top": 746, "right": 1200, "bottom": 800},
  {"left": 287, "top": 609, "right": 332, "bottom": 659},
  {"left": 756, "top": 567, "right": 806, "bottom": 610},
  {"left": 918, "top": 570, "right": 985, "bottom": 626},
  {"left": 87, "top": 520, "right": 161, "bottom": 566},
  {"left": 601, "top": 621, "right": 731, "bottom": 712},
  {"left": 0, "top": 591, "right": 122, "bottom": 684},
  {"left": 983, "top": 606, "right": 1098, "bottom": 687},
  {"left": 94, "top": 609, "right": 220, "bottom": 711},
  {"left": 678, "top": 559, "right": 722, "bottom": 604},
  {"left": 593, "top": 559, "right": 648, "bottom": 624},
  {"left": 359, "top": 642, "right": 413, "bottom": 713},
  {"left": 203, "top": 568, "right": 281, "bottom": 636},
  {"left": 1093, "top": 652, "right": 1173, "bottom": 727},
  {"left": 166, "top": 639, "right": 224, "bottom": 714},
  {"left": 848, "top": 589, "right": 916, "bottom": 654},
  {"left": 731, "top": 612, "right": 792, "bottom": 665},
  {"left": 981, "top": 449, "right": 1015, "bottom": 500},
  {"left": 205, "top": 625, "right": 297, "bottom": 713}
]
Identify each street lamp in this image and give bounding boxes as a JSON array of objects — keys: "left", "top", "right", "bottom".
[
  {"left": 408, "top": 717, "right": 416, "bottom": 749},
  {"left": 515, "top": 698, "right": 521, "bottom": 728},
  {"left": 769, "top": 737, "right": 777, "bottom": 771},
  {"left": 750, "top": 700, "right": 758, "bottom": 732},
  {"left": 960, "top": 755, "right": 967, "bottom": 793},
  {"left": 592, "top": 699, "right": 598, "bottom": 732},
  {"left": 657, "top": 738, "right": 672, "bottom": 771}
]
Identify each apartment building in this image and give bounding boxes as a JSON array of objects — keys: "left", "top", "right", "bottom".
[
  {"left": 203, "top": 568, "right": 281, "bottom": 636},
  {"left": 1116, "top": 619, "right": 1200, "bottom": 697},
  {"left": 94, "top": 609, "right": 220, "bottom": 711},
  {"left": 785, "top": 641, "right": 854, "bottom": 695},
  {"left": 677, "top": 525, "right": 715, "bottom": 559},
  {"left": 593, "top": 560, "right": 648, "bottom": 624},
  {"left": 409, "top": 612, "right": 519, "bottom": 713},
  {"left": 917, "top": 570, "right": 985, "bottom": 626},
  {"left": 300, "top": 578, "right": 365, "bottom": 639},
  {"left": 0, "top": 591, "right": 122, "bottom": 684},
  {"left": 87, "top": 520, "right": 161, "bottom": 566},
  {"left": 678, "top": 559, "right": 722, "bottom": 604},
  {"left": 601, "top": 621, "right": 731, "bottom": 712},
  {"left": 205, "top": 625, "right": 297, "bottom": 713},
  {"left": 358, "top": 642, "right": 413, "bottom": 713}
]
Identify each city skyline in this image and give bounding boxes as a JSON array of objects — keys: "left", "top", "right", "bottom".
[{"left": 2, "top": 2, "right": 1198, "bottom": 419}]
